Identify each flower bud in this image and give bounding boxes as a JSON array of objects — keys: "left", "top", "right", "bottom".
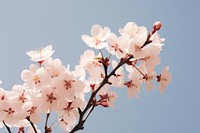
[
  {"left": 100, "top": 99, "right": 109, "bottom": 107},
  {"left": 153, "top": 21, "right": 162, "bottom": 31}
]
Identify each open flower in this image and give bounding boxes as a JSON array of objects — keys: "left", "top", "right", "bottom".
[
  {"left": 119, "top": 22, "right": 147, "bottom": 39},
  {"left": 52, "top": 72, "right": 84, "bottom": 101},
  {"left": 106, "top": 33, "right": 129, "bottom": 58},
  {"left": 157, "top": 66, "right": 171, "bottom": 93},
  {"left": 98, "top": 88, "right": 118, "bottom": 108},
  {"left": 141, "top": 46, "right": 161, "bottom": 71},
  {"left": 81, "top": 25, "right": 111, "bottom": 49},
  {"left": 26, "top": 45, "right": 54, "bottom": 62},
  {"left": 21, "top": 64, "right": 51, "bottom": 90}
]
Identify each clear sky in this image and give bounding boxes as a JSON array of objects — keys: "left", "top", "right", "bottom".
[{"left": 0, "top": 0, "right": 199, "bottom": 133}]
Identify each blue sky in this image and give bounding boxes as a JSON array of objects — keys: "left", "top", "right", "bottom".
[{"left": 0, "top": 0, "right": 199, "bottom": 133}]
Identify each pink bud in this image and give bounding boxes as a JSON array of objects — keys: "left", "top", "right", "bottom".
[
  {"left": 153, "top": 21, "right": 162, "bottom": 31},
  {"left": 100, "top": 99, "right": 109, "bottom": 107}
]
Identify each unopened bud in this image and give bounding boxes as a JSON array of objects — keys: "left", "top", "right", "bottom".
[
  {"left": 100, "top": 99, "right": 109, "bottom": 107},
  {"left": 153, "top": 21, "right": 162, "bottom": 31}
]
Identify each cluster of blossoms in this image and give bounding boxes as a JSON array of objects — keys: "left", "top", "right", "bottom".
[{"left": 0, "top": 21, "right": 171, "bottom": 133}]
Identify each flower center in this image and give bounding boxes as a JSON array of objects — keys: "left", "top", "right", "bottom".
[
  {"left": 64, "top": 80, "right": 72, "bottom": 90},
  {"left": 33, "top": 75, "right": 40, "bottom": 84},
  {"left": 4, "top": 107, "right": 15, "bottom": 115},
  {"left": 46, "top": 92, "right": 57, "bottom": 103},
  {"left": 27, "top": 106, "right": 37, "bottom": 115},
  {"left": 18, "top": 93, "right": 26, "bottom": 103}
]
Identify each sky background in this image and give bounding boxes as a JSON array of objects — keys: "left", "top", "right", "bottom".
[{"left": 0, "top": 0, "right": 199, "bottom": 133}]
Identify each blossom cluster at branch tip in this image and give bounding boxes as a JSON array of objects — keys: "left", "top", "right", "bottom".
[{"left": 0, "top": 21, "right": 171, "bottom": 133}]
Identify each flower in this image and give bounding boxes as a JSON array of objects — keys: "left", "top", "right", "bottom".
[
  {"left": 2, "top": 100, "right": 20, "bottom": 125},
  {"left": 125, "top": 70, "right": 143, "bottom": 99},
  {"left": 0, "top": 88, "right": 7, "bottom": 122},
  {"left": 119, "top": 22, "right": 147, "bottom": 39},
  {"left": 7, "top": 85, "right": 28, "bottom": 111},
  {"left": 143, "top": 70, "right": 156, "bottom": 91},
  {"left": 26, "top": 45, "right": 54, "bottom": 62},
  {"left": 52, "top": 72, "right": 84, "bottom": 101},
  {"left": 157, "top": 66, "right": 171, "bottom": 93},
  {"left": 76, "top": 50, "right": 104, "bottom": 79},
  {"left": 39, "top": 86, "right": 59, "bottom": 113},
  {"left": 150, "top": 32, "right": 165, "bottom": 49},
  {"left": 140, "top": 46, "right": 161, "bottom": 71},
  {"left": 21, "top": 64, "right": 51, "bottom": 90},
  {"left": 98, "top": 88, "right": 118, "bottom": 108},
  {"left": 22, "top": 92, "right": 42, "bottom": 123},
  {"left": 153, "top": 21, "right": 162, "bottom": 31},
  {"left": 43, "top": 58, "right": 68, "bottom": 78},
  {"left": 81, "top": 25, "right": 111, "bottom": 49},
  {"left": 106, "top": 33, "right": 129, "bottom": 58},
  {"left": 56, "top": 98, "right": 82, "bottom": 124}
]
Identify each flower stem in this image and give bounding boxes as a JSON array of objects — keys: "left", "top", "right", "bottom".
[
  {"left": 26, "top": 117, "right": 37, "bottom": 133},
  {"left": 45, "top": 113, "right": 51, "bottom": 133},
  {"left": 3, "top": 121, "right": 11, "bottom": 133}
]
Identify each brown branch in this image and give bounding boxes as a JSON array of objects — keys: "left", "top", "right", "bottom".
[
  {"left": 26, "top": 117, "right": 37, "bottom": 133},
  {"left": 3, "top": 121, "right": 11, "bottom": 133},
  {"left": 69, "top": 55, "right": 133, "bottom": 133},
  {"left": 45, "top": 113, "right": 51, "bottom": 133}
]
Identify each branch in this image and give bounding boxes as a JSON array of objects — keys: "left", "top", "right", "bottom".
[
  {"left": 3, "top": 121, "right": 11, "bottom": 133},
  {"left": 69, "top": 54, "right": 134, "bottom": 133},
  {"left": 83, "top": 105, "right": 95, "bottom": 122},
  {"left": 45, "top": 113, "right": 51, "bottom": 133},
  {"left": 26, "top": 117, "right": 37, "bottom": 133}
]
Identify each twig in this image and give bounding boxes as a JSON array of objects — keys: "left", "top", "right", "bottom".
[
  {"left": 45, "top": 113, "right": 51, "bottom": 133},
  {"left": 83, "top": 105, "right": 95, "bottom": 122},
  {"left": 26, "top": 117, "right": 37, "bottom": 133},
  {"left": 3, "top": 121, "right": 11, "bottom": 133}
]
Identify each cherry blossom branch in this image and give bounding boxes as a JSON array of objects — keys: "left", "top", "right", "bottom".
[
  {"left": 45, "top": 113, "right": 51, "bottom": 133},
  {"left": 26, "top": 117, "right": 37, "bottom": 133},
  {"left": 0, "top": 21, "right": 170, "bottom": 133},
  {"left": 3, "top": 121, "right": 11, "bottom": 133},
  {"left": 70, "top": 55, "right": 133, "bottom": 133},
  {"left": 83, "top": 105, "right": 95, "bottom": 122}
]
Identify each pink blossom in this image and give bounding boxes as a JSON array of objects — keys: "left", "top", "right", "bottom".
[
  {"left": 52, "top": 72, "right": 84, "bottom": 101},
  {"left": 44, "top": 58, "right": 67, "bottom": 78},
  {"left": 106, "top": 33, "right": 129, "bottom": 58},
  {"left": 143, "top": 70, "right": 156, "bottom": 91},
  {"left": 81, "top": 25, "right": 111, "bottom": 49},
  {"left": 56, "top": 98, "right": 82, "bottom": 124},
  {"left": 21, "top": 64, "right": 51, "bottom": 90},
  {"left": 150, "top": 32, "right": 165, "bottom": 49},
  {"left": 125, "top": 70, "right": 143, "bottom": 99},
  {"left": 2, "top": 101, "right": 20, "bottom": 125},
  {"left": 22, "top": 91, "right": 42, "bottom": 123},
  {"left": 157, "top": 66, "right": 172, "bottom": 93},
  {"left": 78, "top": 50, "right": 104, "bottom": 79},
  {"left": 153, "top": 21, "right": 162, "bottom": 31},
  {"left": 39, "top": 86, "right": 59, "bottom": 113},
  {"left": 141, "top": 46, "right": 161, "bottom": 71},
  {"left": 26, "top": 45, "right": 54, "bottom": 62},
  {"left": 97, "top": 86, "right": 118, "bottom": 108},
  {"left": 119, "top": 22, "right": 147, "bottom": 39}
]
